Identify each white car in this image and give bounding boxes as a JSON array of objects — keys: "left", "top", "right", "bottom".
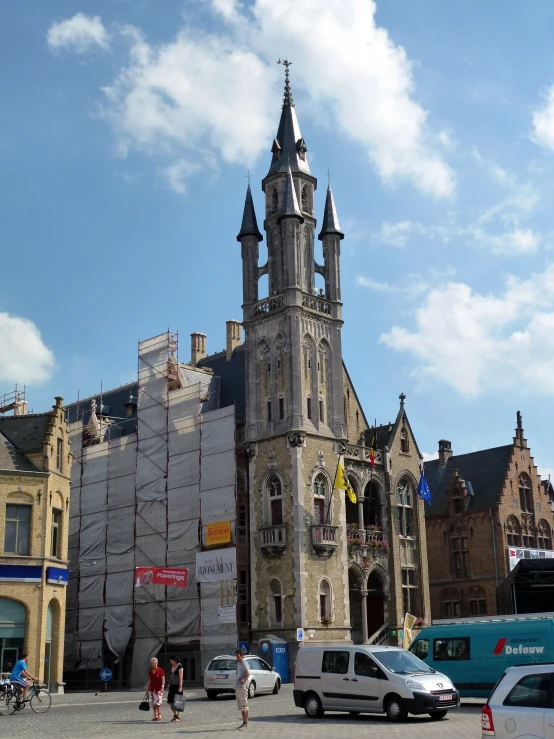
[
  {"left": 204, "top": 654, "right": 281, "bottom": 700},
  {"left": 482, "top": 662, "right": 554, "bottom": 738}
]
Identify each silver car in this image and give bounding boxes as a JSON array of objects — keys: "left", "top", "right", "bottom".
[
  {"left": 204, "top": 654, "right": 281, "bottom": 700},
  {"left": 482, "top": 662, "right": 554, "bottom": 738}
]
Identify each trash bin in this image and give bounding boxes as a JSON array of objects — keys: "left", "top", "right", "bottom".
[{"left": 258, "top": 635, "right": 289, "bottom": 683}]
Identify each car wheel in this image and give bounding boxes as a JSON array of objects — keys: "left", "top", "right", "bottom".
[
  {"left": 206, "top": 691, "right": 219, "bottom": 700},
  {"left": 304, "top": 692, "right": 324, "bottom": 719},
  {"left": 248, "top": 681, "right": 256, "bottom": 699},
  {"left": 385, "top": 695, "right": 407, "bottom": 722},
  {"left": 272, "top": 679, "right": 280, "bottom": 695},
  {"left": 429, "top": 710, "right": 447, "bottom": 720}
]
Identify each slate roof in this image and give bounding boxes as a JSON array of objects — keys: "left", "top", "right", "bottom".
[
  {"left": 0, "top": 414, "right": 51, "bottom": 453},
  {"left": 280, "top": 166, "right": 302, "bottom": 218},
  {"left": 237, "top": 185, "right": 263, "bottom": 242},
  {"left": 199, "top": 344, "right": 246, "bottom": 417},
  {"left": 318, "top": 185, "right": 344, "bottom": 240},
  {"left": 266, "top": 99, "right": 312, "bottom": 178},
  {"left": 424, "top": 445, "right": 514, "bottom": 517},
  {"left": 0, "top": 431, "right": 39, "bottom": 472}
]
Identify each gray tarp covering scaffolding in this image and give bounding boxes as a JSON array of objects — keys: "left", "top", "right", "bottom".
[{"left": 66, "top": 332, "right": 238, "bottom": 686}]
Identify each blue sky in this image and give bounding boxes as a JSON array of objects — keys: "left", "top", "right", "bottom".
[{"left": 3, "top": 0, "right": 554, "bottom": 471}]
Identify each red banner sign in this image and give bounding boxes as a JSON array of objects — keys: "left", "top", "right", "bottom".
[{"left": 134, "top": 567, "right": 188, "bottom": 590}]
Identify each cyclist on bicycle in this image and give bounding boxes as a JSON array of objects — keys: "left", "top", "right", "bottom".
[{"left": 10, "top": 651, "right": 38, "bottom": 700}]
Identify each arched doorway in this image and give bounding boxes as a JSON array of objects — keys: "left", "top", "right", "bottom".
[
  {"left": 366, "top": 569, "right": 386, "bottom": 639},
  {"left": 0, "top": 598, "right": 26, "bottom": 672},
  {"left": 348, "top": 568, "right": 363, "bottom": 644}
]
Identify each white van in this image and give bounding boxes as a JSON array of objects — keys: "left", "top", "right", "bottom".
[{"left": 293, "top": 644, "right": 460, "bottom": 721}]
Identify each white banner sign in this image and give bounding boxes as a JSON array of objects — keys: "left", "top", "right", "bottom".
[
  {"left": 196, "top": 547, "right": 237, "bottom": 583},
  {"left": 508, "top": 547, "right": 554, "bottom": 571},
  {"left": 217, "top": 605, "right": 237, "bottom": 624}
]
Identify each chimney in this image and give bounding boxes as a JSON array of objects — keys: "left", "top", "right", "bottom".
[
  {"left": 438, "top": 440, "right": 453, "bottom": 466},
  {"left": 190, "top": 332, "right": 207, "bottom": 366},
  {"left": 226, "top": 320, "right": 242, "bottom": 361}
]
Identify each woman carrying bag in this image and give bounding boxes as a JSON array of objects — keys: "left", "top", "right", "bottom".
[
  {"left": 167, "top": 655, "right": 184, "bottom": 723},
  {"left": 145, "top": 657, "right": 165, "bottom": 721}
]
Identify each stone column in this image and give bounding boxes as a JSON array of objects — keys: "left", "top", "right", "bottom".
[
  {"left": 358, "top": 498, "right": 364, "bottom": 530},
  {"left": 361, "top": 590, "right": 369, "bottom": 643}
]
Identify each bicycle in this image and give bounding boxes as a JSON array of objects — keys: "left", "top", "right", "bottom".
[{"left": 0, "top": 680, "right": 52, "bottom": 715}]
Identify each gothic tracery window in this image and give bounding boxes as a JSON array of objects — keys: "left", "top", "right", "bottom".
[
  {"left": 506, "top": 515, "right": 521, "bottom": 547},
  {"left": 519, "top": 473, "right": 532, "bottom": 513},
  {"left": 266, "top": 473, "right": 283, "bottom": 526},
  {"left": 537, "top": 519, "right": 552, "bottom": 550},
  {"left": 314, "top": 473, "right": 329, "bottom": 524},
  {"left": 397, "top": 477, "right": 413, "bottom": 537},
  {"left": 400, "top": 427, "right": 409, "bottom": 453},
  {"left": 319, "top": 578, "right": 332, "bottom": 621},
  {"left": 364, "top": 480, "right": 382, "bottom": 529}
]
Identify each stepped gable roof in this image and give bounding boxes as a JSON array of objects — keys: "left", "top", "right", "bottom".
[
  {"left": 424, "top": 444, "right": 513, "bottom": 517},
  {"left": 0, "top": 430, "right": 39, "bottom": 472}
]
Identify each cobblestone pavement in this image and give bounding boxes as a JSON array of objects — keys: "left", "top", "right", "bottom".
[{"left": 0, "top": 685, "right": 483, "bottom": 738}]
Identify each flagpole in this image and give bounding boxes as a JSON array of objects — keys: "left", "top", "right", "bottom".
[{"left": 327, "top": 455, "right": 341, "bottom": 525}]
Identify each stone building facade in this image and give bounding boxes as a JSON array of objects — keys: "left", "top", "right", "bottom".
[
  {"left": 239, "top": 68, "right": 431, "bottom": 660},
  {"left": 0, "top": 397, "right": 70, "bottom": 692},
  {"left": 425, "top": 414, "right": 554, "bottom": 620}
]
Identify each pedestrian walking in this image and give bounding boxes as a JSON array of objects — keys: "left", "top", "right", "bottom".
[
  {"left": 167, "top": 655, "right": 184, "bottom": 723},
  {"left": 145, "top": 657, "right": 165, "bottom": 721},
  {"left": 235, "top": 649, "right": 250, "bottom": 730}
]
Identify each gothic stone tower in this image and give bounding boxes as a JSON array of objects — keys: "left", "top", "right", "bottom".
[{"left": 239, "top": 66, "right": 351, "bottom": 656}]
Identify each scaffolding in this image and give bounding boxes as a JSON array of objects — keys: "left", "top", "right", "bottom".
[
  {"left": 0, "top": 385, "right": 27, "bottom": 415},
  {"left": 66, "top": 331, "right": 238, "bottom": 687}
]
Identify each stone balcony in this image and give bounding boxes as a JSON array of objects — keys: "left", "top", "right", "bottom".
[
  {"left": 311, "top": 524, "right": 339, "bottom": 556},
  {"left": 260, "top": 525, "right": 287, "bottom": 555},
  {"left": 347, "top": 525, "right": 389, "bottom": 569}
]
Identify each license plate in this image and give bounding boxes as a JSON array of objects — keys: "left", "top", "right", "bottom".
[{"left": 439, "top": 694, "right": 453, "bottom": 701}]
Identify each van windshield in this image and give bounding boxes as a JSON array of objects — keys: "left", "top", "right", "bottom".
[{"left": 373, "top": 650, "right": 435, "bottom": 675}]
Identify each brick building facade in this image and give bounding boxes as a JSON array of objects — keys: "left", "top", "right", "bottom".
[
  {"left": 425, "top": 414, "right": 554, "bottom": 620},
  {"left": 0, "top": 397, "right": 70, "bottom": 693}
]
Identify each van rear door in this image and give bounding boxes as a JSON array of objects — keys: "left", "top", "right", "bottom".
[
  {"left": 348, "top": 651, "right": 384, "bottom": 712},
  {"left": 320, "top": 650, "right": 352, "bottom": 709}
]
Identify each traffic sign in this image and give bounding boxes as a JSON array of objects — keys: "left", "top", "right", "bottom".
[
  {"left": 238, "top": 641, "right": 249, "bottom": 653},
  {"left": 296, "top": 627, "right": 304, "bottom": 642},
  {"left": 100, "top": 668, "right": 112, "bottom": 682}
]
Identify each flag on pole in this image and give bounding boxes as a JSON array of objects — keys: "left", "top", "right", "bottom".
[
  {"left": 402, "top": 612, "right": 417, "bottom": 649},
  {"left": 369, "top": 434, "right": 376, "bottom": 468},
  {"left": 334, "top": 455, "right": 357, "bottom": 503},
  {"left": 417, "top": 466, "right": 431, "bottom": 504}
]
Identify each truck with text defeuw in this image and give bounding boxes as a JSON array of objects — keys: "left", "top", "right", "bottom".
[{"left": 408, "top": 613, "right": 554, "bottom": 697}]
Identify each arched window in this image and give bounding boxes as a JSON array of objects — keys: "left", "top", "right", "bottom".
[
  {"left": 506, "top": 515, "right": 521, "bottom": 547},
  {"left": 468, "top": 585, "right": 487, "bottom": 616},
  {"left": 271, "top": 188, "right": 278, "bottom": 214},
  {"left": 519, "top": 473, "right": 532, "bottom": 513},
  {"left": 313, "top": 473, "right": 329, "bottom": 524},
  {"left": 301, "top": 185, "right": 309, "bottom": 213},
  {"left": 364, "top": 481, "right": 382, "bottom": 530},
  {"left": 269, "top": 579, "right": 283, "bottom": 626},
  {"left": 319, "top": 578, "right": 332, "bottom": 622},
  {"left": 400, "top": 428, "right": 409, "bottom": 453},
  {"left": 397, "top": 477, "right": 413, "bottom": 537},
  {"left": 537, "top": 520, "right": 552, "bottom": 550},
  {"left": 266, "top": 474, "right": 283, "bottom": 526}
]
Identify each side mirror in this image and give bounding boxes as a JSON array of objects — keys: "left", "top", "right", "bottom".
[{"left": 271, "top": 667, "right": 275, "bottom": 672}]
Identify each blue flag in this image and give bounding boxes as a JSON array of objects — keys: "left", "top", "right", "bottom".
[{"left": 417, "top": 468, "right": 431, "bottom": 504}]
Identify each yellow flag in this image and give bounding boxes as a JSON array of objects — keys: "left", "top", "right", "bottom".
[
  {"left": 403, "top": 612, "right": 417, "bottom": 649},
  {"left": 334, "top": 456, "right": 357, "bottom": 503}
]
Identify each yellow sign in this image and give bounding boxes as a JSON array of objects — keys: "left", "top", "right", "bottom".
[
  {"left": 206, "top": 521, "right": 231, "bottom": 547},
  {"left": 403, "top": 612, "right": 417, "bottom": 649}
]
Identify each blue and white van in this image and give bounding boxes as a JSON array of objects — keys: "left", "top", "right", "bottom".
[{"left": 408, "top": 613, "right": 554, "bottom": 697}]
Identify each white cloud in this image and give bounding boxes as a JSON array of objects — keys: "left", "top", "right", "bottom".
[
  {"left": 422, "top": 451, "right": 439, "bottom": 463},
  {"left": 47, "top": 13, "right": 110, "bottom": 53},
  {"left": 158, "top": 158, "right": 202, "bottom": 195},
  {"left": 0, "top": 313, "right": 55, "bottom": 385},
  {"left": 537, "top": 465, "right": 554, "bottom": 482},
  {"left": 356, "top": 275, "right": 394, "bottom": 292},
  {"left": 53, "top": 1, "right": 454, "bottom": 198},
  {"left": 375, "top": 220, "right": 451, "bottom": 247},
  {"left": 380, "top": 264, "right": 554, "bottom": 397},
  {"left": 531, "top": 86, "right": 554, "bottom": 151}
]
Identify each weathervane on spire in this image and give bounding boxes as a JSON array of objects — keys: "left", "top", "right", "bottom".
[{"left": 277, "top": 58, "right": 294, "bottom": 107}]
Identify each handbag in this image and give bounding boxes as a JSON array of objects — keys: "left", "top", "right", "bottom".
[
  {"left": 139, "top": 692, "right": 150, "bottom": 712},
  {"left": 172, "top": 692, "right": 185, "bottom": 712}
]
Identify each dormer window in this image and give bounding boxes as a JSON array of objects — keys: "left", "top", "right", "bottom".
[
  {"left": 271, "top": 137, "right": 281, "bottom": 163},
  {"left": 296, "top": 137, "right": 307, "bottom": 162}
]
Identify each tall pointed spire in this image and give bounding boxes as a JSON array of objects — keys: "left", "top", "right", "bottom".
[
  {"left": 266, "top": 60, "right": 311, "bottom": 178},
  {"left": 318, "top": 184, "right": 344, "bottom": 240},
  {"left": 279, "top": 166, "right": 303, "bottom": 219},
  {"left": 237, "top": 184, "right": 263, "bottom": 242}
]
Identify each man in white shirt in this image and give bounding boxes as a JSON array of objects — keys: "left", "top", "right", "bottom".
[{"left": 235, "top": 649, "right": 250, "bottom": 730}]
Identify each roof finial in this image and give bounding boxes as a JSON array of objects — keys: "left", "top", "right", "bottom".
[
  {"left": 399, "top": 392, "right": 406, "bottom": 407},
  {"left": 246, "top": 169, "right": 251, "bottom": 187},
  {"left": 277, "top": 58, "right": 294, "bottom": 107},
  {"left": 516, "top": 410, "right": 522, "bottom": 430},
  {"left": 327, "top": 168, "right": 331, "bottom": 185}
]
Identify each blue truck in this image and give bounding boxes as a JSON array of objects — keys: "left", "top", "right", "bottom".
[{"left": 408, "top": 613, "right": 554, "bottom": 697}]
